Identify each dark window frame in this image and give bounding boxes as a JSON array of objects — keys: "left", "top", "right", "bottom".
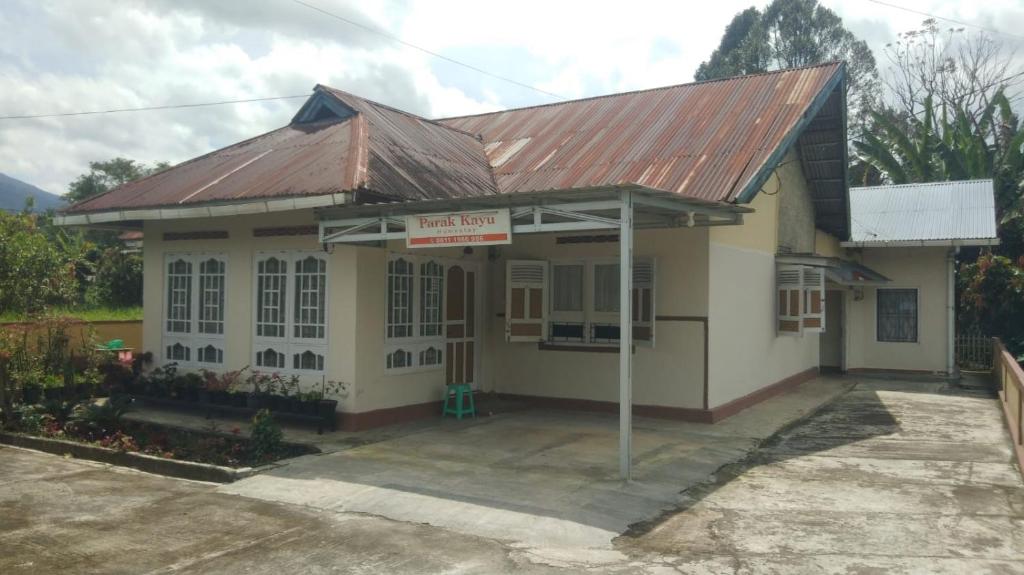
[{"left": 876, "top": 288, "right": 919, "bottom": 343}]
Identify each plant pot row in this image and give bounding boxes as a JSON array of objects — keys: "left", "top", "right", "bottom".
[
  {"left": 122, "top": 384, "right": 338, "bottom": 423},
  {"left": 20, "top": 384, "right": 99, "bottom": 405}
]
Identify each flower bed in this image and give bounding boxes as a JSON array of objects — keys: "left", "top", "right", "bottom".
[
  {"left": 120, "top": 364, "right": 345, "bottom": 433},
  {"left": 9, "top": 399, "right": 316, "bottom": 468}
]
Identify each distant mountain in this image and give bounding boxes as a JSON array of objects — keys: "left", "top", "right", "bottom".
[{"left": 0, "top": 173, "right": 64, "bottom": 212}]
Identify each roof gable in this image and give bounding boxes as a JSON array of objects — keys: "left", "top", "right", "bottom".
[{"left": 65, "top": 64, "right": 848, "bottom": 233}]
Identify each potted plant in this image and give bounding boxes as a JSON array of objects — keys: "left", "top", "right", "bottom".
[
  {"left": 42, "top": 374, "right": 64, "bottom": 402},
  {"left": 310, "top": 379, "right": 347, "bottom": 431},
  {"left": 19, "top": 368, "right": 43, "bottom": 405},
  {"left": 199, "top": 367, "right": 247, "bottom": 406}
]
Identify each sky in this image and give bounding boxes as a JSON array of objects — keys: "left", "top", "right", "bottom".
[{"left": 1, "top": 0, "right": 1023, "bottom": 195}]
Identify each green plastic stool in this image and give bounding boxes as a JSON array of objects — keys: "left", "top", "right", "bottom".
[{"left": 442, "top": 383, "right": 476, "bottom": 420}]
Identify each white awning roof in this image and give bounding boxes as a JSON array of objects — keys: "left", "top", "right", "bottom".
[{"left": 843, "top": 180, "right": 999, "bottom": 247}]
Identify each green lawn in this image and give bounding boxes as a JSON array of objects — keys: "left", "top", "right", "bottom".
[{"left": 0, "top": 306, "right": 143, "bottom": 323}]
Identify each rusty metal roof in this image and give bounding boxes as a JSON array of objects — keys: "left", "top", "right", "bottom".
[
  {"left": 67, "top": 64, "right": 846, "bottom": 235},
  {"left": 440, "top": 63, "right": 844, "bottom": 203},
  {"left": 67, "top": 86, "right": 495, "bottom": 214}
]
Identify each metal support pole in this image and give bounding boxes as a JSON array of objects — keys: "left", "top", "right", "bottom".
[{"left": 619, "top": 190, "right": 633, "bottom": 481}]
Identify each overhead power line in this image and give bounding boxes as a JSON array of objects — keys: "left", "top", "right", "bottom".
[
  {"left": 0, "top": 94, "right": 309, "bottom": 121},
  {"left": 863, "top": 0, "right": 1024, "bottom": 41},
  {"left": 290, "top": 0, "right": 566, "bottom": 101},
  {"left": 1, "top": 1, "right": 565, "bottom": 121}
]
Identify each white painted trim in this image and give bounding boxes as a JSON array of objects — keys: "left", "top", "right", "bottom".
[
  {"left": 161, "top": 252, "right": 229, "bottom": 368},
  {"left": 56, "top": 193, "right": 351, "bottom": 226},
  {"left": 841, "top": 238, "right": 999, "bottom": 248},
  {"left": 251, "top": 250, "right": 330, "bottom": 375}
]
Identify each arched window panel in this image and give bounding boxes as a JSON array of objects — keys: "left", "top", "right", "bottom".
[
  {"left": 255, "top": 347, "right": 285, "bottom": 369},
  {"left": 166, "top": 259, "right": 192, "bottom": 333},
  {"left": 196, "top": 344, "right": 224, "bottom": 365},
  {"left": 419, "top": 260, "right": 444, "bottom": 337},
  {"left": 419, "top": 346, "right": 442, "bottom": 367},
  {"left": 256, "top": 257, "right": 288, "bottom": 338},
  {"left": 292, "top": 349, "right": 325, "bottom": 371},
  {"left": 386, "top": 348, "right": 413, "bottom": 370},
  {"left": 198, "top": 258, "right": 226, "bottom": 335},
  {"left": 166, "top": 341, "right": 190, "bottom": 363},
  {"left": 294, "top": 255, "right": 327, "bottom": 340},
  {"left": 387, "top": 257, "right": 414, "bottom": 339}
]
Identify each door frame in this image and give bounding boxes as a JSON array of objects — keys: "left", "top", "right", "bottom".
[
  {"left": 445, "top": 260, "right": 483, "bottom": 389},
  {"left": 820, "top": 287, "right": 846, "bottom": 372}
]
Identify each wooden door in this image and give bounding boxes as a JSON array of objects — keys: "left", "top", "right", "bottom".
[{"left": 445, "top": 265, "right": 477, "bottom": 385}]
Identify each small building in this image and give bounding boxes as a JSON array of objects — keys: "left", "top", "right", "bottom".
[{"left": 57, "top": 63, "right": 998, "bottom": 477}]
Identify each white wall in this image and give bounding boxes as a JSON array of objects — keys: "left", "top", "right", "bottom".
[
  {"left": 142, "top": 210, "right": 359, "bottom": 411},
  {"left": 844, "top": 247, "right": 951, "bottom": 373},
  {"left": 485, "top": 227, "right": 710, "bottom": 409},
  {"left": 705, "top": 149, "right": 821, "bottom": 408},
  {"left": 350, "top": 242, "right": 488, "bottom": 413}
]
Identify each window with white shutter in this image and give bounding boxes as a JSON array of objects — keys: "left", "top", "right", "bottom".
[
  {"left": 163, "top": 253, "right": 227, "bottom": 366},
  {"left": 253, "top": 251, "right": 328, "bottom": 374},
  {"left": 777, "top": 264, "right": 803, "bottom": 335},
  {"left": 506, "top": 260, "right": 548, "bottom": 342},
  {"left": 383, "top": 254, "right": 449, "bottom": 372},
  {"left": 802, "top": 266, "right": 825, "bottom": 333},
  {"left": 632, "top": 259, "right": 655, "bottom": 345}
]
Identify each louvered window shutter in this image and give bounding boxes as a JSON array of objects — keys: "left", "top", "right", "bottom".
[
  {"left": 802, "top": 266, "right": 825, "bottom": 332},
  {"left": 632, "top": 258, "right": 655, "bottom": 346},
  {"left": 506, "top": 260, "right": 548, "bottom": 342},
  {"left": 777, "top": 264, "right": 803, "bottom": 336}
]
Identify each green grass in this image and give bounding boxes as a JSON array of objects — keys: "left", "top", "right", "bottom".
[{"left": 0, "top": 306, "right": 143, "bottom": 323}]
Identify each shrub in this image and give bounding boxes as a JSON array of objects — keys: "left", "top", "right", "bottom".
[
  {"left": 70, "top": 396, "right": 130, "bottom": 435},
  {"left": 87, "top": 247, "right": 142, "bottom": 308},
  {"left": 249, "top": 409, "right": 283, "bottom": 463}
]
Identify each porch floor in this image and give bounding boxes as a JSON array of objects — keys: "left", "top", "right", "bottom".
[{"left": 132, "top": 376, "right": 850, "bottom": 550}]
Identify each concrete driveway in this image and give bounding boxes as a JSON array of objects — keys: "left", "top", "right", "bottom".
[
  {"left": 219, "top": 377, "right": 849, "bottom": 551},
  {"left": 620, "top": 378, "right": 1024, "bottom": 573},
  {"left": 4, "top": 375, "right": 1024, "bottom": 574}
]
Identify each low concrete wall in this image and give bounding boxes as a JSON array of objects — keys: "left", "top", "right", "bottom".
[{"left": 0, "top": 320, "right": 143, "bottom": 352}]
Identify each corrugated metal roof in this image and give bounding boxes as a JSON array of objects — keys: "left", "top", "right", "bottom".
[
  {"left": 848, "top": 180, "right": 998, "bottom": 243},
  {"left": 68, "top": 87, "right": 496, "bottom": 214},
  {"left": 440, "top": 62, "right": 843, "bottom": 204},
  {"left": 67, "top": 63, "right": 845, "bottom": 220}
]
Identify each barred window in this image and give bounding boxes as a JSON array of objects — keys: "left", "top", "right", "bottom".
[
  {"left": 166, "top": 259, "right": 192, "bottom": 333},
  {"left": 294, "top": 256, "right": 327, "bottom": 340},
  {"left": 419, "top": 260, "right": 444, "bottom": 337},
  {"left": 387, "top": 257, "right": 414, "bottom": 338},
  {"left": 256, "top": 257, "right": 287, "bottom": 338},
  {"left": 198, "top": 258, "right": 225, "bottom": 335},
  {"left": 877, "top": 289, "right": 918, "bottom": 343}
]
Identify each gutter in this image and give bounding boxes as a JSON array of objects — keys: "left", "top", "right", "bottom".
[
  {"left": 53, "top": 192, "right": 351, "bottom": 226},
  {"left": 840, "top": 238, "right": 1000, "bottom": 248},
  {"left": 947, "top": 247, "right": 958, "bottom": 378}
]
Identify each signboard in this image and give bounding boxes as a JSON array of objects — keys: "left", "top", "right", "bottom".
[{"left": 405, "top": 209, "right": 512, "bottom": 248}]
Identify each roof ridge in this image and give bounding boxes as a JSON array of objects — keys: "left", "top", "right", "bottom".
[
  {"left": 852, "top": 179, "right": 994, "bottom": 192},
  {"left": 316, "top": 85, "right": 482, "bottom": 140},
  {"left": 435, "top": 61, "right": 844, "bottom": 122},
  {"left": 62, "top": 119, "right": 346, "bottom": 213}
]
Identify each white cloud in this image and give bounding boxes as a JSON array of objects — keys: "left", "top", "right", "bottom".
[{"left": 0, "top": 0, "right": 1021, "bottom": 194}]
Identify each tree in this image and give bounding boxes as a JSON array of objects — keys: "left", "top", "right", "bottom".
[
  {"left": 959, "top": 253, "right": 1024, "bottom": 358},
  {"left": 87, "top": 247, "right": 143, "bottom": 308},
  {"left": 66, "top": 158, "right": 171, "bottom": 204},
  {"left": 852, "top": 89, "right": 1024, "bottom": 256},
  {"left": 882, "top": 20, "right": 1024, "bottom": 132},
  {"left": 0, "top": 211, "right": 79, "bottom": 313},
  {"left": 695, "top": 0, "right": 880, "bottom": 120}
]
